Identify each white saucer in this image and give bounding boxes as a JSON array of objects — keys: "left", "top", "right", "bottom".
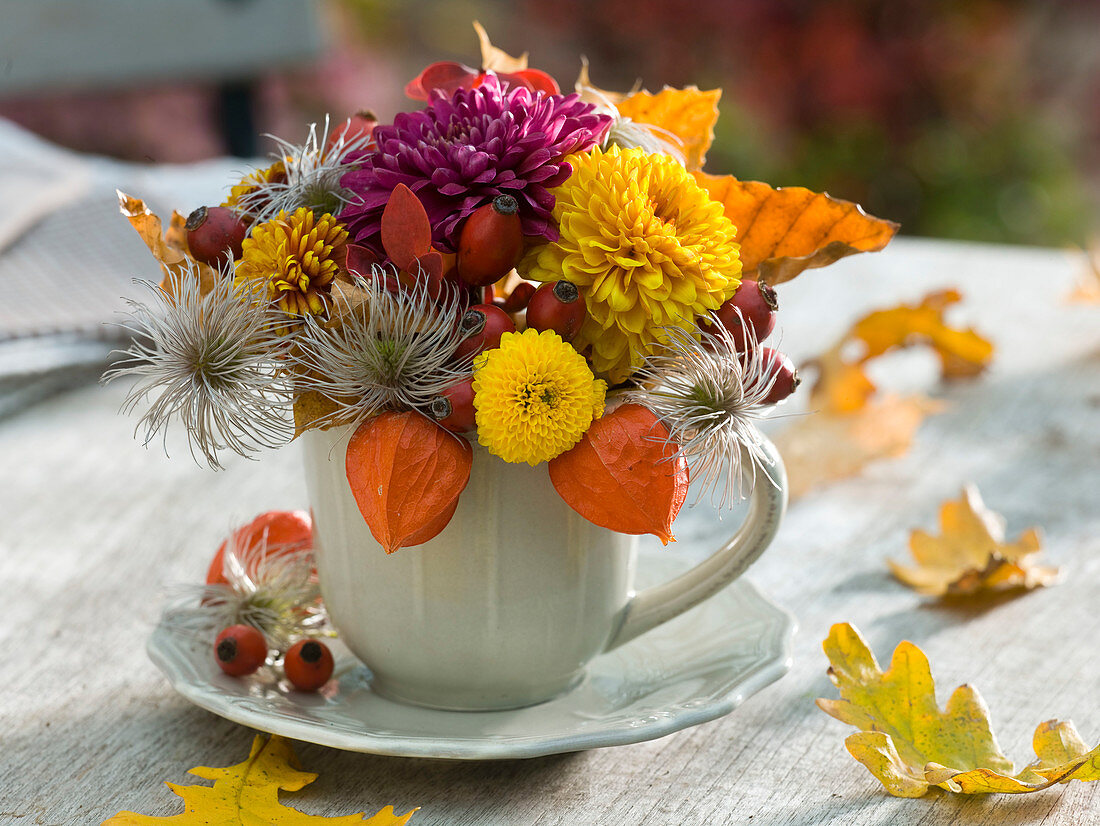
[{"left": 147, "top": 552, "right": 795, "bottom": 760}]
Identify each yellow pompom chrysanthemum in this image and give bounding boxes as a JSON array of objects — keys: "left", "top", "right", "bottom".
[
  {"left": 221, "top": 160, "right": 286, "bottom": 211},
  {"left": 473, "top": 328, "right": 607, "bottom": 466},
  {"left": 234, "top": 207, "right": 347, "bottom": 328},
  {"left": 520, "top": 145, "right": 742, "bottom": 384}
]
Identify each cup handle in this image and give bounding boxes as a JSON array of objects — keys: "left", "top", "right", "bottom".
[{"left": 603, "top": 438, "right": 788, "bottom": 652}]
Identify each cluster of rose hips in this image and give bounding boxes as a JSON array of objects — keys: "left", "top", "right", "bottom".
[
  {"left": 184, "top": 165, "right": 798, "bottom": 434},
  {"left": 707, "top": 278, "right": 800, "bottom": 403},
  {"left": 214, "top": 625, "right": 334, "bottom": 693}
]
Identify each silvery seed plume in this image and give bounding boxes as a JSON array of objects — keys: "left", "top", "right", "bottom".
[
  {"left": 290, "top": 267, "right": 473, "bottom": 428},
  {"left": 625, "top": 311, "right": 780, "bottom": 509},
  {"left": 234, "top": 116, "right": 374, "bottom": 226},
  {"left": 102, "top": 262, "right": 294, "bottom": 469},
  {"left": 162, "top": 531, "right": 326, "bottom": 651}
]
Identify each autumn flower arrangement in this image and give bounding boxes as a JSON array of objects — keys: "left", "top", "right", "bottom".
[{"left": 107, "top": 24, "right": 897, "bottom": 554}]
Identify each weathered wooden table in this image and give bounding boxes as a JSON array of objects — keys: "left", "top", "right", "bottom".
[{"left": 2, "top": 236, "right": 1098, "bottom": 825}]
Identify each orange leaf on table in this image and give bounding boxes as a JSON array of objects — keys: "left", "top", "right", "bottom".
[
  {"left": 773, "top": 394, "right": 942, "bottom": 501},
  {"left": 816, "top": 623, "right": 1100, "bottom": 797},
  {"left": 117, "top": 190, "right": 216, "bottom": 297},
  {"left": 548, "top": 403, "right": 688, "bottom": 544},
  {"left": 774, "top": 288, "right": 993, "bottom": 498},
  {"left": 345, "top": 412, "right": 473, "bottom": 554},
  {"left": 889, "top": 484, "right": 1058, "bottom": 597},
  {"left": 104, "top": 734, "right": 417, "bottom": 824},
  {"left": 1067, "top": 239, "right": 1100, "bottom": 304},
  {"left": 848, "top": 289, "right": 994, "bottom": 379},
  {"left": 616, "top": 86, "right": 722, "bottom": 171},
  {"left": 694, "top": 173, "right": 899, "bottom": 286}
]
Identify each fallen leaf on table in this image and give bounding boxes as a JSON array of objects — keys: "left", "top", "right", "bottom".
[
  {"left": 775, "top": 289, "right": 993, "bottom": 498},
  {"left": 616, "top": 86, "right": 721, "bottom": 171},
  {"left": 889, "top": 484, "right": 1057, "bottom": 596},
  {"left": 694, "top": 173, "right": 899, "bottom": 286},
  {"left": 1067, "top": 239, "right": 1100, "bottom": 304},
  {"left": 846, "top": 289, "right": 994, "bottom": 380},
  {"left": 117, "top": 190, "right": 216, "bottom": 297},
  {"left": 772, "top": 394, "right": 942, "bottom": 501},
  {"left": 104, "top": 734, "right": 417, "bottom": 824},
  {"left": 816, "top": 623, "right": 1100, "bottom": 798}
]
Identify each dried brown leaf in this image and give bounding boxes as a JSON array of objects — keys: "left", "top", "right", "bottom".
[{"left": 117, "top": 190, "right": 216, "bottom": 296}]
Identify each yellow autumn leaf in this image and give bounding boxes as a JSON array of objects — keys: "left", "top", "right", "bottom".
[
  {"left": 104, "top": 735, "right": 417, "bottom": 825},
  {"left": 574, "top": 59, "right": 631, "bottom": 106},
  {"left": 694, "top": 173, "right": 899, "bottom": 285},
  {"left": 817, "top": 623, "right": 1100, "bottom": 797},
  {"left": 473, "top": 20, "right": 527, "bottom": 73},
  {"left": 117, "top": 190, "right": 215, "bottom": 297},
  {"left": 616, "top": 86, "right": 722, "bottom": 171},
  {"left": 889, "top": 484, "right": 1058, "bottom": 596}
]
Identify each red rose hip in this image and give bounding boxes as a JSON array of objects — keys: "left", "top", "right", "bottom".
[
  {"left": 758, "top": 347, "right": 800, "bottom": 404},
  {"left": 525, "top": 281, "right": 587, "bottom": 342},
  {"left": 457, "top": 195, "right": 524, "bottom": 287},
  {"left": 185, "top": 205, "right": 249, "bottom": 266},
  {"left": 214, "top": 624, "right": 268, "bottom": 677},
  {"left": 284, "top": 639, "right": 334, "bottom": 692},
  {"left": 453, "top": 303, "right": 516, "bottom": 361},
  {"left": 428, "top": 375, "right": 476, "bottom": 433},
  {"left": 713, "top": 279, "right": 778, "bottom": 350}
]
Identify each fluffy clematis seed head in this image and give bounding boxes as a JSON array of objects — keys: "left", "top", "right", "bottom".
[{"left": 339, "top": 76, "right": 611, "bottom": 256}]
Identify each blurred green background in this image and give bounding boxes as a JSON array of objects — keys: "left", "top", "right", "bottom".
[{"left": 3, "top": 0, "right": 1097, "bottom": 247}]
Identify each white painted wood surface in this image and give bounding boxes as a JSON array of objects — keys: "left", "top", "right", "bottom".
[{"left": 1, "top": 237, "right": 1098, "bottom": 824}]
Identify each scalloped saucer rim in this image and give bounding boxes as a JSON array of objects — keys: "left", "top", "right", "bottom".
[{"left": 148, "top": 553, "right": 795, "bottom": 760}]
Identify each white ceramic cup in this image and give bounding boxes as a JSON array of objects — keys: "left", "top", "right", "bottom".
[{"left": 302, "top": 426, "right": 788, "bottom": 711}]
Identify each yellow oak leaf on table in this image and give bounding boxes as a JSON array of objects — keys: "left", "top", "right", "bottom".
[
  {"left": 816, "top": 623, "right": 1100, "bottom": 797},
  {"left": 889, "top": 484, "right": 1058, "bottom": 596},
  {"left": 117, "top": 190, "right": 216, "bottom": 298},
  {"left": 775, "top": 289, "right": 993, "bottom": 499},
  {"left": 103, "top": 735, "right": 416, "bottom": 825},
  {"left": 694, "top": 173, "right": 899, "bottom": 286},
  {"left": 615, "top": 86, "right": 722, "bottom": 172}
]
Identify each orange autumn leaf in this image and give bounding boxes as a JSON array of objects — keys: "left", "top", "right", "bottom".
[
  {"left": 548, "top": 403, "right": 688, "bottom": 544},
  {"left": 777, "top": 288, "right": 991, "bottom": 498},
  {"left": 817, "top": 623, "right": 1100, "bottom": 798},
  {"left": 849, "top": 289, "right": 994, "bottom": 379},
  {"left": 694, "top": 173, "right": 899, "bottom": 286},
  {"left": 104, "top": 734, "right": 417, "bottom": 824},
  {"left": 345, "top": 412, "right": 472, "bottom": 554},
  {"left": 1067, "top": 239, "right": 1100, "bottom": 304},
  {"left": 773, "top": 394, "right": 942, "bottom": 501},
  {"left": 811, "top": 289, "right": 994, "bottom": 415},
  {"left": 889, "top": 484, "right": 1058, "bottom": 597},
  {"left": 117, "top": 190, "right": 216, "bottom": 296},
  {"left": 616, "top": 86, "right": 722, "bottom": 171}
]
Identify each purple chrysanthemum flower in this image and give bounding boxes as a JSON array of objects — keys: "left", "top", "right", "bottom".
[{"left": 339, "top": 77, "right": 612, "bottom": 255}]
